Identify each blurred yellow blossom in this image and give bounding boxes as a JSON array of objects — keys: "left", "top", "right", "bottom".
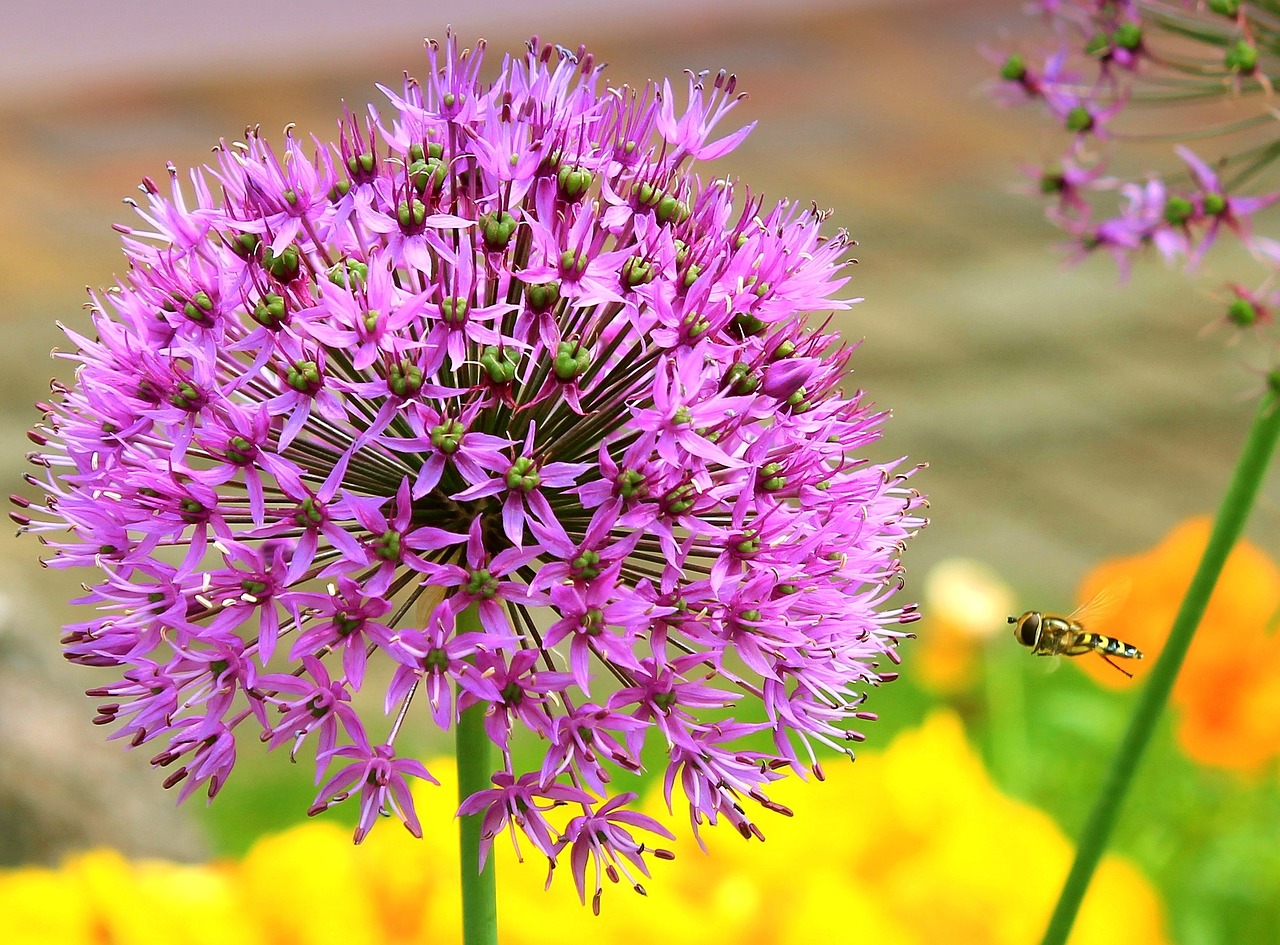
[
  {"left": 1078, "top": 516, "right": 1280, "bottom": 770},
  {"left": 916, "top": 557, "right": 1017, "bottom": 692},
  {"left": 0, "top": 712, "right": 1166, "bottom": 945}
]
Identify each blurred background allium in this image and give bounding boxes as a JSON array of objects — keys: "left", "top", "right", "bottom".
[{"left": 5, "top": 1, "right": 1280, "bottom": 943}]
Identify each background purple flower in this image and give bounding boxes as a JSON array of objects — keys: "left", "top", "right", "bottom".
[{"left": 19, "top": 33, "right": 923, "bottom": 905}]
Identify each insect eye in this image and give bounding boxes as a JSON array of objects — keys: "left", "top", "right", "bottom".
[{"left": 1015, "top": 613, "right": 1040, "bottom": 647}]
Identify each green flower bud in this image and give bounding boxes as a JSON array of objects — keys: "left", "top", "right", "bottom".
[
  {"left": 251, "top": 293, "right": 287, "bottom": 330},
  {"left": 328, "top": 259, "right": 368, "bottom": 290},
  {"left": 525, "top": 281, "right": 561, "bottom": 311},
  {"left": 1163, "top": 195, "right": 1194, "bottom": 226},
  {"left": 440, "top": 296, "right": 469, "bottom": 326},
  {"left": 725, "top": 362, "right": 758, "bottom": 395},
  {"left": 1228, "top": 297, "right": 1258, "bottom": 327},
  {"left": 480, "top": 346, "right": 520, "bottom": 384},
  {"left": 1000, "top": 54, "right": 1026, "bottom": 82},
  {"left": 622, "top": 256, "right": 654, "bottom": 287},
  {"left": 478, "top": 210, "right": 517, "bottom": 250},
  {"left": 1064, "top": 105, "right": 1094, "bottom": 134},
  {"left": 618, "top": 468, "right": 647, "bottom": 499},
  {"left": 397, "top": 198, "right": 427, "bottom": 229},
  {"left": 1112, "top": 23, "right": 1141, "bottom": 52},
  {"left": 556, "top": 165, "right": 594, "bottom": 201},
  {"left": 506, "top": 456, "right": 541, "bottom": 493},
  {"left": 263, "top": 245, "right": 301, "bottom": 282},
  {"left": 408, "top": 158, "right": 447, "bottom": 194},
  {"left": 553, "top": 339, "right": 591, "bottom": 381},
  {"left": 328, "top": 180, "right": 351, "bottom": 202},
  {"left": 372, "top": 529, "right": 402, "bottom": 562},
  {"left": 560, "top": 248, "right": 589, "bottom": 277},
  {"left": 182, "top": 291, "right": 215, "bottom": 325},
  {"left": 1225, "top": 39, "right": 1257, "bottom": 74},
  {"left": 226, "top": 435, "right": 255, "bottom": 465},
  {"left": 1203, "top": 192, "right": 1227, "bottom": 216},
  {"left": 430, "top": 419, "right": 466, "bottom": 454},
  {"left": 285, "top": 359, "right": 322, "bottom": 394},
  {"left": 388, "top": 359, "right": 424, "bottom": 398}
]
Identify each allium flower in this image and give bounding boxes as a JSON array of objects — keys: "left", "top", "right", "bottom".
[{"left": 15, "top": 34, "right": 924, "bottom": 905}]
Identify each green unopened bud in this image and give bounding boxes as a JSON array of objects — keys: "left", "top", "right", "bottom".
[
  {"left": 346, "top": 152, "right": 376, "bottom": 176},
  {"left": 430, "top": 419, "right": 466, "bottom": 454},
  {"left": 480, "top": 346, "right": 519, "bottom": 384},
  {"left": 654, "top": 193, "right": 688, "bottom": 225},
  {"left": 681, "top": 264, "right": 703, "bottom": 290},
  {"left": 525, "top": 281, "right": 561, "bottom": 311},
  {"left": 478, "top": 210, "right": 517, "bottom": 250},
  {"left": 1228, "top": 297, "right": 1258, "bottom": 327},
  {"left": 179, "top": 498, "right": 205, "bottom": 521},
  {"left": 281, "top": 188, "right": 298, "bottom": 207},
  {"left": 169, "top": 381, "right": 201, "bottom": 411},
  {"left": 1164, "top": 195, "right": 1194, "bottom": 226},
  {"left": 240, "top": 579, "right": 269, "bottom": 597},
  {"left": 263, "top": 245, "right": 301, "bottom": 282},
  {"left": 397, "top": 198, "right": 427, "bottom": 229},
  {"left": 560, "top": 248, "right": 589, "bottom": 277},
  {"left": 725, "top": 362, "right": 758, "bottom": 395},
  {"left": 653, "top": 690, "right": 677, "bottom": 711},
  {"left": 183, "top": 291, "right": 215, "bottom": 324},
  {"left": 1112, "top": 23, "right": 1141, "bottom": 52},
  {"left": 618, "top": 468, "right": 647, "bottom": 499},
  {"left": 733, "top": 312, "right": 766, "bottom": 337},
  {"left": 388, "top": 359, "right": 423, "bottom": 398},
  {"left": 773, "top": 339, "right": 797, "bottom": 360},
  {"left": 1000, "top": 54, "right": 1026, "bottom": 82},
  {"left": 682, "top": 309, "right": 711, "bottom": 340},
  {"left": 622, "top": 256, "right": 654, "bottom": 287},
  {"left": 664, "top": 482, "right": 696, "bottom": 516},
  {"left": 362, "top": 309, "right": 381, "bottom": 334},
  {"left": 334, "top": 612, "right": 360, "bottom": 636},
  {"left": 506, "top": 456, "right": 541, "bottom": 493},
  {"left": 1209, "top": 0, "right": 1240, "bottom": 15},
  {"left": 226, "top": 435, "right": 255, "bottom": 465},
  {"left": 786, "top": 386, "right": 811, "bottom": 413},
  {"left": 295, "top": 496, "right": 324, "bottom": 528},
  {"left": 580, "top": 607, "right": 604, "bottom": 636},
  {"left": 1064, "top": 105, "right": 1094, "bottom": 134},
  {"left": 1225, "top": 39, "right": 1257, "bottom": 74},
  {"left": 440, "top": 296, "right": 468, "bottom": 326},
  {"left": 553, "top": 339, "right": 591, "bottom": 381},
  {"left": 571, "top": 550, "right": 602, "bottom": 581},
  {"left": 328, "top": 259, "right": 368, "bottom": 290},
  {"left": 285, "top": 359, "right": 322, "bottom": 394},
  {"left": 408, "top": 158, "right": 447, "bottom": 194},
  {"left": 231, "top": 232, "right": 260, "bottom": 258},
  {"left": 328, "top": 180, "right": 351, "bottom": 202},
  {"left": 1203, "top": 192, "right": 1227, "bottom": 216},
  {"left": 251, "top": 293, "right": 287, "bottom": 330},
  {"left": 556, "top": 165, "right": 594, "bottom": 200},
  {"left": 372, "top": 529, "right": 401, "bottom": 562}
]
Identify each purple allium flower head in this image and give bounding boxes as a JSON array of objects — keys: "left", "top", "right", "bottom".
[{"left": 18, "top": 34, "right": 925, "bottom": 907}]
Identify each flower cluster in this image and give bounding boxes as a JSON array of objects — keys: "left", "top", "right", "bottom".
[
  {"left": 14, "top": 35, "right": 923, "bottom": 904},
  {"left": 0, "top": 716, "right": 1169, "bottom": 945},
  {"left": 990, "top": 1, "right": 1280, "bottom": 333}
]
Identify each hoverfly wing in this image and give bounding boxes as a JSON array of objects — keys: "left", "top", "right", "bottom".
[{"left": 1068, "top": 577, "right": 1132, "bottom": 626}]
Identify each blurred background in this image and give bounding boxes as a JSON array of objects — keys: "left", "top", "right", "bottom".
[{"left": 3, "top": 1, "right": 1278, "bottom": 943}]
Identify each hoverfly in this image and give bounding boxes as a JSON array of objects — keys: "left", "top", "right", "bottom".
[{"left": 1007, "top": 582, "right": 1143, "bottom": 678}]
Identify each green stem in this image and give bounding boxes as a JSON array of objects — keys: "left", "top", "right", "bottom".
[
  {"left": 456, "top": 605, "right": 498, "bottom": 945},
  {"left": 1040, "top": 392, "right": 1280, "bottom": 945}
]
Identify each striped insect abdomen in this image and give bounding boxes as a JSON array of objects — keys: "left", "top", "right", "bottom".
[{"left": 1079, "top": 632, "right": 1143, "bottom": 660}]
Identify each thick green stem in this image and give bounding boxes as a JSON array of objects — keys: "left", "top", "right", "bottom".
[
  {"left": 1040, "top": 392, "right": 1280, "bottom": 945},
  {"left": 456, "top": 605, "right": 498, "bottom": 945}
]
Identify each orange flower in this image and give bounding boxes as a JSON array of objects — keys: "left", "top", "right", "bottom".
[
  {"left": 915, "top": 558, "right": 1016, "bottom": 693},
  {"left": 1077, "top": 517, "right": 1280, "bottom": 770}
]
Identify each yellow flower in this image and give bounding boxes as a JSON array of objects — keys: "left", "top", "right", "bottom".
[
  {"left": 0, "top": 713, "right": 1167, "bottom": 945},
  {"left": 1078, "top": 516, "right": 1280, "bottom": 770}
]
